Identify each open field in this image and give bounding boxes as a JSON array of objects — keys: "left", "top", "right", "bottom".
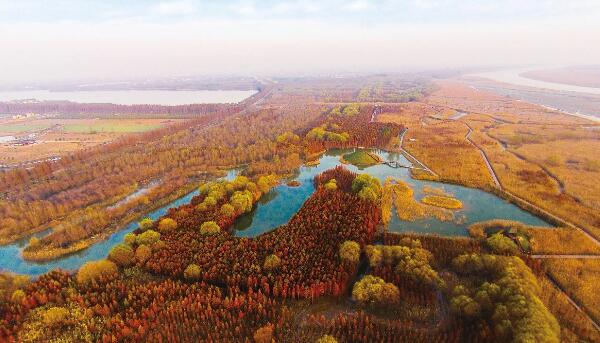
[
  {"left": 378, "top": 109, "right": 495, "bottom": 189},
  {"left": 0, "top": 118, "right": 181, "bottom": 164},
  {"left": 341, "top": 150, "right": 381, "bottom": 168},
  {"left": 424, "top": 81, "right": 600, "bottom": 241},
  {"left": 545, "top": 259, "right": 600, "bottom": 324}
]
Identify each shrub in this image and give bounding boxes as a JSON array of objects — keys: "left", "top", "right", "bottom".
[
  {"left": 136, "top": 230, "right": 161, "bottom": 245},
  {"left": 108, "top": 243, "right": 135, "bottom": 267},
  {"left": 138, "top": 218, "right": 154, "bottom": 231},
  {"left": 42, "top": 307, "right": 70, "bottom": 327},
  {"left": 339, "top": 240, "right": 360, "bottom": 264},
  {"left": 183, "top": 264, "right": 202, "bottom": 280},
  {"left": 199, "top": 221, "right": 221, "bottom": 236},
  {"left": 324, "top": 179, "right": 338, "bottom": 191},
  {"left": 158, "top": 218, "right": 177, "bottom": 233},
  {"left": 135, "top": 244, "right": 152, "bottom": 263},
  {"left": 352, "top": 174, "right": 382, "bottom": 202},
  {"left": 124, "top": 233, "right": 137, "bottom": 246},
  {"left": 317, "top": 335, "right": 338, "bottom": 343},
  {"left": 352, "top": 275, "right": 400, "bottom": 307},
  {"left": 231, "top": 190, "right": 254, "bottom": 213},
  {"left": 263, "top": 254, "right": 281, "bottom": 271},
  {"left": 11, "top": 289, "right": 25, "bottom": 304},
  {"left": 220, "top": 203, "right": 235, "bottom": 217},
  {"left": 76, "top": 260, "right": 119, "bottom": 285},
  {"left": 486, "top": 233, "right": 520, "bottom": 255},
  {"left": 28, "top": 236, "right": 40, "bottom": 247},
  {"left": 253, "top": 324, "right": 274, "bottom": 343}
]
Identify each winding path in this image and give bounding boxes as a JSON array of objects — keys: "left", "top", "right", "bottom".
[{"left": 397, "top": 128, "right": 438, "bottom": 177}]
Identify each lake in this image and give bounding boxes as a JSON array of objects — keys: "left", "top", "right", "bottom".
[
  {"left": 0, "top": 150, "right": 550, "bottom": 276},
  {"left": 0, "top": 89, "right": 257, "bottom": 105},
  {"left": 233, "top": 148, "right": 550, "bottom": 237}
]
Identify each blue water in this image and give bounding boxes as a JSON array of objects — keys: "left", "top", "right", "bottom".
[
  {"left": 233, "top": 148, "right": 551, "bottom": 237},
  {"left": 0, "top": 169, "right": 238, "bottom": 276},
  {"left": 0, "top": 152, "right": 550, "bottom": 276}
]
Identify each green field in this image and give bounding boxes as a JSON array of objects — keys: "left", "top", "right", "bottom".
[
  {"left": 62, "top": 123, "right": 162, "bottom": 133},
  {"left": 342, "top": 150, "right": 381, "bottom": 167},
  {"left": 0, "top": 123, "right": 52, "bottom": 133}
]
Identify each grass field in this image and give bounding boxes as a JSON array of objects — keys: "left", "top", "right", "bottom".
[
  {"left": 62, "top": 122, "right": 162, "bottom": 133},
  {"left": 545, "top": 259, "right": 600, "bottom": 324},
  {"left": 0, "top": 123, "right": 52, "bottom": 133},
  {"left": 342, "top": 150, "right": 381, "bottom": 167},
  {"left": 0, "top": 118, "right": 180, "bottom": 164}
]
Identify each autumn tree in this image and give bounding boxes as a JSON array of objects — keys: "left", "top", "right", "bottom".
[
  {"left": 76, "top": 260, "right": 118, "bottom": 285},
  {"left": 339, "top": 240, "right": 360, "bottom": 265}
]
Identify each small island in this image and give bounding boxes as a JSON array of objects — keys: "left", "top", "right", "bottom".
[
  {"left": 286, "top": 180, "right": 301, "bottom": 187},
  {"left": 421, "top": 195, "right": 463, "bottom": 209},
  {"left": 341, "top": 150, "right": 382, "bottom": 168}
]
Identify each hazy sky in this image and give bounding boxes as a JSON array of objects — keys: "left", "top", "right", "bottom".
[{"left": 1, "top": 0, "right": 599, "bottom": 82}]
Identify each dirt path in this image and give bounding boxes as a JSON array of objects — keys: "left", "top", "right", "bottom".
[
  {"left": 545, "top": 272, "right": 600, "bottom": 332},
  {"left": 462, "top": 123, "right": 502, "bottom": 189},
  {"left": 398, "top": 128, "right": 438, "bottom": 177},
  {"left": 531, "top": 254, "right": 600, "bottom": 259}
]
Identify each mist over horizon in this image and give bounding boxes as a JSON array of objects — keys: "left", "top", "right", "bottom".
[{"left": 1, "top": 0, "right": 600, "bottom": 83}]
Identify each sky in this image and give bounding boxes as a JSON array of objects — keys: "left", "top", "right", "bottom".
[{"left": 1, "top": 0, "right": 599, "bottom": 83}]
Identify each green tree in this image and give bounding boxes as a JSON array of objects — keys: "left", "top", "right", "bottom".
[
  {"left": 200, "top": 221, "right": 221, "bottom": 236},
  {"left": 138, "top": 218, "right": 154, "bottom": 231},
  {"left": 158, "top": 218, "right": 177, "bottom": 233},
  {"left": 136, "top": 230, "right": 160, "bottom": 245},
  {"left": 183, "top": 264, "right": 202, "bottom": 280},
  {"left": 108, "top": 243, "right": 134, "bottom": 267},
  {"left": 339, "top": 240, "right": 360, "bottom": 264},
  {"left": 124, "top": 233, "right": 137, "bottom": 246},
  {"left": 76, "top": 260, "right": 118, "bottom": 285},
  {"left": 263, "top": 254, "right": 281, "bottom": 271},
  {"left": 352, "top": 275, "right": 400, "bottom": 307}
]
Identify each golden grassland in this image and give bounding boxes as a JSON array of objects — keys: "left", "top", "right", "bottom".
[
  {"left": 422, "top": 185, "right": 451, "bottom": 197},
  {"left": 514, "top": 140, "right": 600, "bottom": 210},
  {"left": 544, "top": 259, "right": 600, "bottom": 324},
  {"left": 378, "top": 113, "right": 494, "bottom": 189},
  {"left": 420, "top": 195, "right": 463, "bottom": 209},
  {"left": 538, "top": 276, "right": 600, "bottom": 343},
  {"left": 526, "top": 227, "right": 600, "bottom": 255},
  {"left": 421, "top": 81, "right": 600, "bottom": 241},
  {"left": 383, "top": 178, "right": 453, "bottom": 222}
]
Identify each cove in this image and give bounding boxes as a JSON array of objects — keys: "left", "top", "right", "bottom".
[
  {"left": 0, "top": 170, "right": 239, "bottom": 276},
  {"left": 233, "top": 148, "right": 551, "bottom": 237}
]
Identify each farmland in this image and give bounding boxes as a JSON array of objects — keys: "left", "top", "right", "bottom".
[{"left": 0, "top": 118, "right": 182, "bottom": 165}]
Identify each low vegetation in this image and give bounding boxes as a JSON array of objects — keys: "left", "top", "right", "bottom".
[
  {"left": 341, "top": 150, "right": 381, "bottom": 168},
  {"left": 420, "top": 195, "right": 463, "bottom": 209}
]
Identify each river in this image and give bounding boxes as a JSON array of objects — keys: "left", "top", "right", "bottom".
[
  {"left": 0, "top": 150, "right": 551, "bottom": 276},
  {"left": 0, "top": 89, "right": 257, "bottom": 105},
  {"left": 0, "top": 170, "right": 238, "bottom": 276},
  {"left": 470, "top": 69, "right": 600, "bottom": 95}
]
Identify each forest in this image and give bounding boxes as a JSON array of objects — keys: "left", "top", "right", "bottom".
[{"left": 0, "top": 76, "right": 597, "bottom": 342}]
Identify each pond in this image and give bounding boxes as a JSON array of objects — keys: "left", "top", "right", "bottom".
[
  {"left": 233, "top": 148, "right": 551, "bottom": 237},
  {"left": 0, "top": 170, "right": 239, "bottom": 276}
]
